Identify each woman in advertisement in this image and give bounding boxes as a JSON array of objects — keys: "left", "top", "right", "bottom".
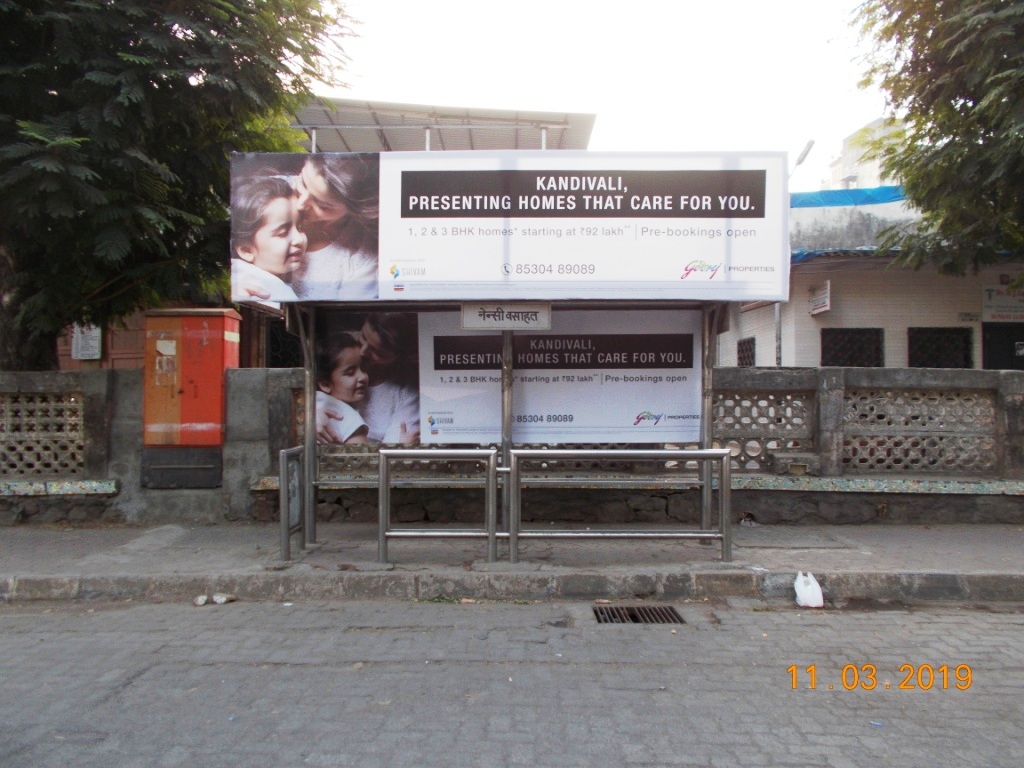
[
  {"left": 292, "top": 153, "right": 379, "bottom": 301},
  {"left": 316, "top": 312, "right": 420, "bottom": 446},
  {"left": 231, "top": 153, "right": 380, "bottom": 302}
]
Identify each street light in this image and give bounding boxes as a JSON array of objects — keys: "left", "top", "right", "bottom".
[{"left": 791, "top": 139, "right": 815, "bottom": 177}]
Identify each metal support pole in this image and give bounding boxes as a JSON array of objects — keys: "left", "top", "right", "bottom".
[
  {"left": 508, "top": 452, "right": 520, "bottom": 563},
  {"left": 700, "top": 305, "right": 715, "bottom": 533},
  {"left": 378, "top": 457, "right": 391, "bottom": 563},
  {"left": 296, "top": 305, "right": 318, "bottom": 546},
  {"left": 424, "top": 126, "right": 431, "bottom": 151},
  {"left": 719, "top": 451, "right": 732, "bottom": 562},
  {"left": 485, "top": 451, "right": 498, "bottom": 563},
  {"left": 500, "top": 330, "right": 514, "bottom": 534}
]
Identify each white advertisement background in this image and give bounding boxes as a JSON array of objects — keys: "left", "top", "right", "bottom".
[
  {"left": 418, "top": 310, "right": 703, "bottom": 443},
  {"left": 380, "top": 151, "right": 788, "bottom": 302}
]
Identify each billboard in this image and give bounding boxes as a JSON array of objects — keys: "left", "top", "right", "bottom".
[
  {"left": 312, "top": 309, "right": 702, "bottom": 447},
  {"left": 419, "top": 309, "right": 703, "bottom": 443},
  {"left": 230, "top": 151, "right": 789, "bottom": 304}
]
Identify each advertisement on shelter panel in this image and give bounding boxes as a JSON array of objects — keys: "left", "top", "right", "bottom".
[
  {"left": 418, "top": 309, "right": 703, "bottom": 444},
  {"left": 230, "top": 151, "right": 789, "bottom": 304}
]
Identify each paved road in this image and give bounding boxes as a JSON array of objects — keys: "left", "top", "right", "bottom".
[{"left": 1, "top": 598, "right": 1021, "bottom": 767}]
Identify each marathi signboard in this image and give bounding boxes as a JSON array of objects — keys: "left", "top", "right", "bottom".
[{"left": 230, "top": 151, "right": 789, "bottom": 304}]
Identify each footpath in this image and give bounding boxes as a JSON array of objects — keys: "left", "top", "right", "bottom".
[{"left": 1, "top": 521, "right": 1022, "bottom": 605}]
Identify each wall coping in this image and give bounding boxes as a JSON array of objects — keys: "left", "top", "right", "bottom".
[{"left": 0, "top": 480, "right": 119, "bottom": 497}]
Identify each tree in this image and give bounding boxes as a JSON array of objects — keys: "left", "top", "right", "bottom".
[
  {"left": 858, "top": 0, "right": 1024, "bottom": 279},
  {"left": 0, "top": 0, "right": 351, "bottom": 369}
]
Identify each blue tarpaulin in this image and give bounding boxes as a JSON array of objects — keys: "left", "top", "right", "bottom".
[{"left": 790, "top": 186, "right": 905, "bottom": 208}]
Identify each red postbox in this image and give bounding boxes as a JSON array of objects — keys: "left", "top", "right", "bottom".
[{"left": 142, "top": 309, "right": 240, "bottom": 487}]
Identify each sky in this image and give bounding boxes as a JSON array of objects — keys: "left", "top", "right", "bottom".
[{"left": 326, "top": 0, "right": 889, "bottom": 192}]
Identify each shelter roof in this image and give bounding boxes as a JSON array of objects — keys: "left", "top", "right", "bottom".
[{"left": 291, "top": 96, "right": 596, "bottom": 153}]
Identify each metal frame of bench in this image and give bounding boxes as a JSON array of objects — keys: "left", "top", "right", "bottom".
[{"left": 374, "top": 446, "right": 732, "bottom": 564}]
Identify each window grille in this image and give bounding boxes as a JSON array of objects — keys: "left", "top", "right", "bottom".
[
  {"left": 737, "top": 337, "right": 756, "bottom": 367},
  {"left": 821, "top": 328, "right": 883, "bottom": 367},
  {"left": 908, "top": 327, "right": 972, "bottom": 369},
  {"left": 268, "top": 318, "right": 303, "bottom": 368}
]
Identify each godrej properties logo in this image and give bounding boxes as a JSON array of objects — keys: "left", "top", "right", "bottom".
[
  {"left": 634, "top": 411, "right": 665, "bottom": 426},
  {"left": 680, "top": 260, "right": 722, "bottom": 280}
]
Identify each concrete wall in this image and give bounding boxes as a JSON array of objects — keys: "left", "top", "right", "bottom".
[
  {"left": 1, "top": 368, "right": 303, "bottom": 525},
  {"left": 2, "top": 366, "right": 1022, "bottom": 526}
]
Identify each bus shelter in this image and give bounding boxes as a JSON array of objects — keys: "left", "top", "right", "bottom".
[{"left": 231, "top": 150, "right": 790, "bottom": 564}]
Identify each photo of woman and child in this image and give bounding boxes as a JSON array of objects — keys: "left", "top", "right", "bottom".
[
  {"left": 230, "top": 153, "right": 380, "bottom": 303},
  {"left": 315, "top": 312, "right": 420, "bottom": 446}
]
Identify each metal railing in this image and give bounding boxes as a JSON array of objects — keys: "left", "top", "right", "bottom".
[
  {"left": 375, "top": 446, "right": 732, "bottom": 564},
  {"left": 508, "top": 448, "right": 732, "bottom": 563},
  {"left": 378, "top": 448, "right": 499, "bottom": 563}
]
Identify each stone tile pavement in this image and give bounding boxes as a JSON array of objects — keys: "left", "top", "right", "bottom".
[{"left": 1, "top": 598, "right": 1021, "bottom": 767}]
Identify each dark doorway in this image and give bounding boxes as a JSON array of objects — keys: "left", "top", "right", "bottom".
[{"left": 982, "top": 323, "right": 1024, "bottom": 370}]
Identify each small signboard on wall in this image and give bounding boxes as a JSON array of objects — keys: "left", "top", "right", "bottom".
[
  {"left": 809, "top": 280, "right": 831, "bottom": 315},
  {"left": 983, "top": 286, "right": 1024, "bottom": 322},
  {"left": 71, "top": 324, "right": 103, "bottom": 360}
]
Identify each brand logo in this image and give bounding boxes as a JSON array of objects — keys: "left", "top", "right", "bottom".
[
  {"left": 633, "top": 411, "right": 665, "bottom": 426},
  {"left": 391, "top": 264, "right": 426, "bottom": 279},
  {"left": 680, "top": 260, "right": 722, "bottom": 280},
  {"left": 427, "top": 415, "right": 454, "bottom": 434}
]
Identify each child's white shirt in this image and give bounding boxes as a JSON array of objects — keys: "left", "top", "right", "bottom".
[
  {"left": 315, "top": 391, "right": 369, "bottom": 443},
  {"left": 231, "top": 259, "right": 299, "bottom": 302}
]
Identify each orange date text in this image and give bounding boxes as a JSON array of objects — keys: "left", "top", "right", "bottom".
[{"left": 787, "top": 664, "right": 973, "bottom": 691}]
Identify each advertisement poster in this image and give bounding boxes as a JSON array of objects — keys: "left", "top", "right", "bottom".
[
  {"left": 230, "top": 153, "right": 381, "bottom": 303},
  {"left": 230, "top": 151, "right": 788, "bottom": 304},
  {"left": 419, "top": 310, "right": 703, "bottom": 444},
  {"left": 314, "top": 311, "right": 421, "bottom": 446},
  {"left": 381, "top": 151, "right": 788, "bottom": 302}
]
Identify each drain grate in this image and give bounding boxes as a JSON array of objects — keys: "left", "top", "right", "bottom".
[{"left": 593, "top": 605, "right": 685, "bottom": 625}]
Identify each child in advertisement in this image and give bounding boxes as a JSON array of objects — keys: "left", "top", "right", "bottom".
[
  {"left": 230, "top": 176, "right": 306, "bottom": 303},
  {"left": 315, "top": 332, "right": 371, "bottom": 445},
  {"left": 314, "top": 312, "right": 420, "bottom": 446}
]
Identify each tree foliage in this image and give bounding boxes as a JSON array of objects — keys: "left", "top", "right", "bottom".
[
  {"left": 858, "top": 0, "right": 1024, "bottom": 277},
  {"left": 0, "top": 0, "right": 351, "bottom": 369}
]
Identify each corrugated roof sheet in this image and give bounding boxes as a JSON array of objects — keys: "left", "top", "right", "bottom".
[{"left": 291, "top": 96, "right": 596, "bottom": 153}]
